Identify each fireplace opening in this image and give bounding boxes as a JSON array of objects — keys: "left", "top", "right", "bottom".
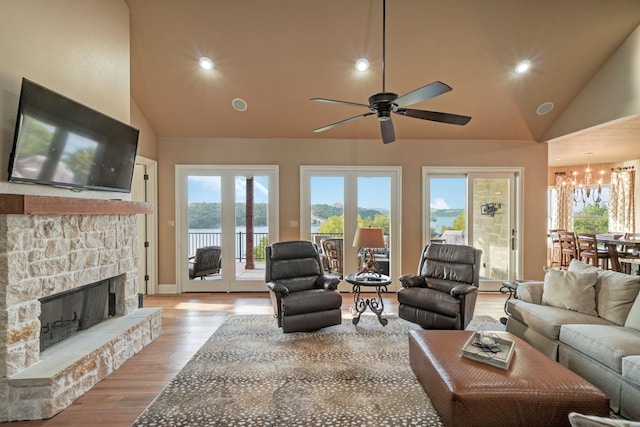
[{"left": 39, "top": 277, "right": 119, "bottom": 352}]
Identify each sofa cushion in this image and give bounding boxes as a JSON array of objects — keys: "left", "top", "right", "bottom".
[
  {"left": 624, "top": 295, "right": 640, "bottom": 332},
  {"left": 542, "top": 269, "right": 598, "bottom": 316},
  {"left": 397, "top": 287, "right": 460, "bottom": 318},
  {"left": 508, "top": 299, "right": 613, "bottom": 341},
  {"left": 569, "top": 259, "right": 640, "bottom": 325},
  {"left": 281, "top": 289, "right": 342, "bottom": 316},
  {"left": 559, "top": 324, "right": 640, "bottom": 373},
  {"left": 622, "top": 355, "right": 640, "bottom": 388},
  {"left": 568, "top": 412, "right": 640, "bottom": 427}
]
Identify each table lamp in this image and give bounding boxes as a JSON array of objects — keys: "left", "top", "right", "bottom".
[{"left": 353, "top": 227, "right": 386, "bottom": 275}]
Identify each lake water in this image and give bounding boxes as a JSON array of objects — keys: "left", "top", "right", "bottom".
[{"left": 430, "top": 216, "right": 455, "bottom": 234}]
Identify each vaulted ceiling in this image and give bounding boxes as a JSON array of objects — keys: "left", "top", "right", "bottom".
[{"left": 126, "top": 0, "right": 640, "bottom": 166}]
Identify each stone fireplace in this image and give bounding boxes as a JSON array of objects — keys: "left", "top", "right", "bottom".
[
  {"left": 0, "top": 194, "right": 161, "bottom": 422},
  {"left": 38, "top": 275, "right": 121, "bottom": 352}
]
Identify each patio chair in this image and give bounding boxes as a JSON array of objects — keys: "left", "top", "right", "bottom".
[
  {"left": 188, "top": 246, "right": 222, "bottom": 279},
  {"left": 321, "top": 238, "right": 344, "bottom": 277}
]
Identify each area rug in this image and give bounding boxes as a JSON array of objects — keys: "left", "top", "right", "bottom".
[{"left": 132, "top": 314, "right": 504, "bottom": 426}]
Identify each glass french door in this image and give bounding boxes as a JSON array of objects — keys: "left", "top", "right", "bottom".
[
  {"left": 424, "top": 167, "right": 522, "bottom": 291},
  {"left": 176, "top": 165, "right": 279, "bottom": 292},
  {"left": 301, "top": 166, "right": 401, "bottom": 291}
]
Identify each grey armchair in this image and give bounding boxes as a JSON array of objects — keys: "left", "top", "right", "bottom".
[
  {"left": 265, "top": 240, "right": 342, "bottom": 333},
  {"left": 398, "top": 243, "right": 482, "bottom": 329}
]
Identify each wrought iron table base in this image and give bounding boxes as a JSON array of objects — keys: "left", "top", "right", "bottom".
[
  {"left": 499, "top": 280, "right": 522, "bottom": 325},
  {"left": 350, "top": 283, "right": 389, "bottom": 326}
]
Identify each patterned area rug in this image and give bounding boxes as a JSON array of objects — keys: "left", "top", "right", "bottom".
[{"left": 132, "top": 314, "right": 504, "bottom": 426}]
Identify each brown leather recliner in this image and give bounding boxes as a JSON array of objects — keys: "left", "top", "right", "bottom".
[
  {"left": 398, "top": 243, "right": 482, "bottom": 329},
  {"left": 265, "top": 240, "right": 342, "bottom": 333}
]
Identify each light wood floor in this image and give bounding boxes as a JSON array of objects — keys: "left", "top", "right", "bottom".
[{"left": 7, "top": 291, "right": 507, "bottom": 426}]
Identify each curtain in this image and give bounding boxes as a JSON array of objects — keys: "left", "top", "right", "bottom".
[
  {"left": 609, "top": 169, "right": 635, "bottom": 232},
  {"left": 555, "top": 174, "right": 574, "bottom": 231}
]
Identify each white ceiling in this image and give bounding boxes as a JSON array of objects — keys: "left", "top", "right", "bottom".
[{"left": 126, "top": 0, "right": 640, "bottom": 167}]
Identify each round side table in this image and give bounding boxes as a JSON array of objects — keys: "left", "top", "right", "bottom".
[{"left": 344, "top": 273, "right": 392, "bottom": 326}]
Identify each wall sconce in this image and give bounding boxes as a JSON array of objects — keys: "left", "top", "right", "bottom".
[{"left": 481, "top": 202, "right": 502, "bottom": 217}]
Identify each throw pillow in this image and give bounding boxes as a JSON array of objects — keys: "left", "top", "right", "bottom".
[
  {"left": 568, "top": 259, "right": 600, "bottom": 272},
  {"left": 593, "top": 270, "right": 640, "bottom": 325},
  {"left": 542, "top": 269, "right": 598, "bottom": 316},
  {"left": 568, "top": 412, "right": 640, "bottom": 427},
  {"left": 624, "top": 295, "right": 640, "bottom": 332},
  {"left": 569, "top": 258, "right": 640, "bottom": 325}
]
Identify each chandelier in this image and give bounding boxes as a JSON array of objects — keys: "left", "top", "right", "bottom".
[{"left": 572, "top": 153, "right": 604, "bottom": 205}]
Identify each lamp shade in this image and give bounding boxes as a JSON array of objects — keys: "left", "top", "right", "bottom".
[{"left": 352, "top": 227, "right": 385, "bottom": 248}]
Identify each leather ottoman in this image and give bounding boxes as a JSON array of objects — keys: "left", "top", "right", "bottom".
[{"left": 409, "top": 330, "right": 609, "bottom": 427}]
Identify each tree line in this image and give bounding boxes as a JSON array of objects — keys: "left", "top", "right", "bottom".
[
  {"left": 188, "top": 202, "right": 268, "bottom": 229},
  {"left": 188, "top": 203, "right": 386, "bottom": 230}
]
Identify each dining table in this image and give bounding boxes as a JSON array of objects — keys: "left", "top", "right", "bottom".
[{"left": 596, "top": 234, "right": 640, "bottom": 273}]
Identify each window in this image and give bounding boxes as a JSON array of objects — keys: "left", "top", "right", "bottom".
[{"left": 547, "top": 186, "right": 610, "bottom": 233}]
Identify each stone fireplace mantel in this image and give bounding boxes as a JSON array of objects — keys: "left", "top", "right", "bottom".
[{"left": 0, "top": 193, "right": 160, "bottom": 422}]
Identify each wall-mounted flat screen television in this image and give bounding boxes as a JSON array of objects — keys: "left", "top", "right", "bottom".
[{"left": 8, "top": 78, "right": 139, "bottom": 193}]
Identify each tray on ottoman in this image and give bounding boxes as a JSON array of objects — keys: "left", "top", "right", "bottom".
[{"left": 409, "top": 330, "right": 609, "bottom": 427}]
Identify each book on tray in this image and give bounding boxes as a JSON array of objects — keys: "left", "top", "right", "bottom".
[{"left": 460, "top": 332, "right": 515, "bottom": 370}]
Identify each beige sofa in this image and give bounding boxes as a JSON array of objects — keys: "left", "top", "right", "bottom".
[{"left": 505, "top": 260, "right": 640, "bottom": 420}]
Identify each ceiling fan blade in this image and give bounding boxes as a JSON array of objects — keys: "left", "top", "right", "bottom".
[
  {"left": 396, "top": 108, "right": 471, "bottom": 126},
  {"left": 312, "top": 112, "right": 375, "bottom": 133},
  {"left": 394, "top": 81, "right": 452, "bottom": 108},
  {"left": 310, "top": 98, "right": 370, "bottom": 108},
  {"left": 380, "top": 119, "right": 395, "bottom": 144}
]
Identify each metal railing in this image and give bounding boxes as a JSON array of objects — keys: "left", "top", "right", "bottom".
[{"left": 188, "top": 232, "right": 269, "bottom": 261}]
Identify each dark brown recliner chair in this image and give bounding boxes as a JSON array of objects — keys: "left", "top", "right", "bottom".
[
  {"left": 398, "top": 243, "right": 482, "bottom": 329},
  {"left": 265, "top": 240, "right": 342, "bottom": 333},
  {"left": 188, "top": 246, "right": 222, "bottom": 279}
]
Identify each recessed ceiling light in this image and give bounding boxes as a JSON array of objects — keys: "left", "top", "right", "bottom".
[
  {"left": 355, "top": 57, "right": 369, "bottom": 72},
  {"left": 537, "top": 102, "right": 554, "bottom": 115},
  {"left": 232, "top": 98, "right": 247, "bottom": 111},
  {"left": 199, "top": 56, "right": 214, "bottom": 70},
  {"left": 514, "top": 59, "right": 531, "bottom": 74}
]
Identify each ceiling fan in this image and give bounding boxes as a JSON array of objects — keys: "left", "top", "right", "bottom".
[{"left": 310, "top": 0, "right": 471, "bottom": 144}]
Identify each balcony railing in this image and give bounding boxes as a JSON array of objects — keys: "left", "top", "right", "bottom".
[{"left": 188, "top": 232, "right": 269, "bottom": 262}]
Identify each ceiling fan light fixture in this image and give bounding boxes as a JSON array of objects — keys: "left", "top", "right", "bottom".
[
  {"left": 514, "top": 59, "right": 531, "bottom": 74},
  {"left": 199, "top": 56, "right": 214, "bottom": 70},
  {"left": 309, "top": 0, "right": 471, "bottom": 143},
  {"left": 377, "top": 110, "right": 391, "bottom": 121},
  {"left": 355, "top": 57, "right": 370, "bottom": 72}
]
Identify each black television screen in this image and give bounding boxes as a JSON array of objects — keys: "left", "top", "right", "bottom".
[{"left": 8, "top": 78, "right": 139, "bottom": 193}]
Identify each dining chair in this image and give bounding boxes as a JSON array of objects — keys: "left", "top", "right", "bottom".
[
  {"left": 619, "top": 232, "right": 640, "bottom": 273},
  {"left": 558, "top": 231, "right": 578, "bottom": 269},
  {"left": 548, "top": 229, "right": 563, "bottom": 268},
  {"left": 576, "top": 233, "right": 610, "bottom": 270}
]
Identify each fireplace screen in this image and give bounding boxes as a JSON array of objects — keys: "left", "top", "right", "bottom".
[{"left": 39, "top": 278, "right": 117, "bottom": 352}]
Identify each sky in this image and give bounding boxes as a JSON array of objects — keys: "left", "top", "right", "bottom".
[
  {"left": 188, "top": 175, "right": 269, "bottom": 203},
  {"left": 187, "top": 175, "right": 466, "bottom": 211},
  {"left": 430, "top": 178, "right": 466, "bottom": 210}
]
